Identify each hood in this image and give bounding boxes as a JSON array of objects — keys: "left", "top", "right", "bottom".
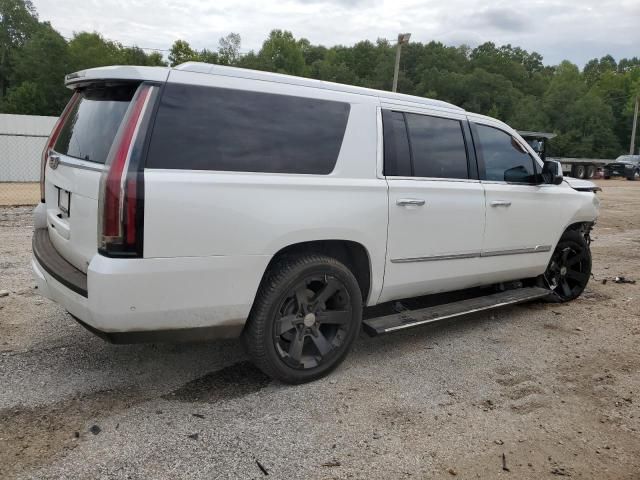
[{"left": 563, "top": 176, "right": 601, "bottom": 192}]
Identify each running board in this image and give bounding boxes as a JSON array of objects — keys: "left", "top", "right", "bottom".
[{"left": 363, "top": 287, "right": 550, "bottom": 336}]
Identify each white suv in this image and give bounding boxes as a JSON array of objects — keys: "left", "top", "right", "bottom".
[{"left": 32, "top": 63, "right": 600, "bottom": 383}]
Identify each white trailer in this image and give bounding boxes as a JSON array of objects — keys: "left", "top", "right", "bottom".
[
  {"left": 518, "top": 131, "right": 612, "bottom": 179},
  {"left": 549, "top": 157, "right": 611, "bottom": 179}
]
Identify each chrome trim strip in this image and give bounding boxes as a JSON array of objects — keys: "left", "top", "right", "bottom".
[
  {"left": 480, "top": 245, "right": 551, "bottom": 257},
  {"left": 390, "top": 245, "right": 552, "bottom": 263},
  {"left": 58, "top": 158, "right": 105, "bottom": 172},
  {"left": 386, "top": 176, "right": 481, "bottom": 183},
  {"left": 391, "top": 252, "right": 481, "bottom": 263}
]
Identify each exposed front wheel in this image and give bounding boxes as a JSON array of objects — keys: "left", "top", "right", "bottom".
[
  {"left": 541, "top": 230, "right": 592, "bottom": 302},
  {"left": 243, "top": 255, "right": 362, "bottom": 384}
]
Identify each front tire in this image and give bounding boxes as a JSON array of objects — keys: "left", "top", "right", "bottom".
[
  {"left": 541, "top": 230, "right": 592, "bottom": 302},
  {"left": 243, "top": 254, "right": 362, "bottom": 384}
]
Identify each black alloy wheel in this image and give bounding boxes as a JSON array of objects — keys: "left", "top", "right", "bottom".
[
  {"left": 244, "top": 255, "right": 362, "bottom": 384},
  {"left": 542, "top": 230, "right": 591, "bottom": 302},
  {"left": 273, "top": 275, "right": 352, "bottom": 369}
]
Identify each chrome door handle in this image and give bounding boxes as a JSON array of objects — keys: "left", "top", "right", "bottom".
[
  {"left": 490, "top": 200, "right": 512, "bottom": 207},
  {"left": 397, "top": 198, "right": 426, "bottom": 207}
]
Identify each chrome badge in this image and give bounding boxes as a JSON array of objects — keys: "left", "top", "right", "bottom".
[{"left": 49, "top": 155, "right": 59, "bottom": 170}]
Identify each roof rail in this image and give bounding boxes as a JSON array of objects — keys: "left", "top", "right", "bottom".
[{"left": 174, "top": 62, "right": 464, "bottom": 112}]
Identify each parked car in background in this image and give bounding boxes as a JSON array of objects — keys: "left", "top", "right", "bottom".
[
  {"left": 603, "top": 155, "right": 640, "bottom": 180},
  {"left": 32, "top": 63, "right": 600, "bottom": 384}
]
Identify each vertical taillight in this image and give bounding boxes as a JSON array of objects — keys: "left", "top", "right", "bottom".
[
  {"left": 40, "top": 93, "right": 79, "bottom": 202},
  {"left": 98, "top": 83, "right": 156, "bottom": 257}
]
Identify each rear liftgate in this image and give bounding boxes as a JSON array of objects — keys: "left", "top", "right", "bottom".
[{"left": 362, "top": 287, "right": 550, "bottom": 336}]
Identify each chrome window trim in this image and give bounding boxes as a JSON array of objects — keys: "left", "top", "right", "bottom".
[
  {"left": 391, "top": 245, "right": 552, "bottom": 263},
  {"left": 480, "top": 180, "right": 539, "bottom": 186},
  {"left": 57, "top": 157, "right": 105, "bottom": 172},
  {"left": 481, "top": 245, "right": 551, "bottom": 257},
  {"left": 391, "top": 251, "right": 480, "bottom": 263},
  {"left": 386, "top": 176, "right": 481, "bottom": 184}
]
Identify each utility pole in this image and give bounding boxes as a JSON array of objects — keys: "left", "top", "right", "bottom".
[
  {"left": 392, "top": 33, "right": 411, "bottom": 93},
  {"left": 631, "top": 95, "right": 639, "bottom": 155}
]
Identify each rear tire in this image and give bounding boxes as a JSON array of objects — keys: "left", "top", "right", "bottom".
[
  {"left": 243, "top": 254, "right": 362, "bottom": 384},
  {"left": 540, "top": 230, "right": 591, "bottom": 302},
  {"left": 572, "top": 165, "right": 586, "bottom": 179},
  {"left": 586, "top": 165, "right": 596, "bottom": 179},
  {"left": 627, "top": 170, "right": 639, "bottom": 181}
]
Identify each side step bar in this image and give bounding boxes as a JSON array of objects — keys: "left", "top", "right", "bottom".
[{"left": 363, "top": 287, "right": 550, "bottom": 336}]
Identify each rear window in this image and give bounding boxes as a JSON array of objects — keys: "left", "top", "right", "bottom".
[
  {"left": 146, "top": 83, "right": 350, "bottom": 174},
  {"left": 404, "top": 113, "right": 469, "bottom": 179},
  {"left": 54, "top": 84, "right": 137, "bottom": 164}
]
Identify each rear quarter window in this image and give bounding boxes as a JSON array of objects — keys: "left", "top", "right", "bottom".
[{"left": 146, "top": 83, "right": 351, "bottom": 174}]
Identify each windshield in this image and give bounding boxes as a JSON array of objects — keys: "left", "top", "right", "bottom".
[{"left": 614, "top": 155, "right": 639, "bottom": 163}]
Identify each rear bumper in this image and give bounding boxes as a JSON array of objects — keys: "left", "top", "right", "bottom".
[
  {"left": 604, "top": 169, "right": 633, "bottom": 178},
  {"left": 32, "top": 228, "right": 271, "bottom": 342},
  {"left": 33, "top": 228, "right": 88, "bottom": 297}
]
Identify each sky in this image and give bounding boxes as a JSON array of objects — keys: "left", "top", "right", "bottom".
[{"left": 33, "top": 0, "right": 640, "bottom": 67}]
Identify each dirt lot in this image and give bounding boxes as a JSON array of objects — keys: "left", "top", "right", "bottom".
[
  {"left": 0, "top": 183, "right": 39, "bottom": 207},
  {"left": 1, "top": 180, "right": 639, "bottom": 479}
]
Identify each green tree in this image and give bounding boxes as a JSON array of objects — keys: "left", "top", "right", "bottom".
[
  {"left": 5, "top": 21, "right": 69, "bottom": 114},
  {"left": 169, "top": 39, "right": 219, "bottom": 66},
  {"left": 3, "top": 80, "right": 42, "bottom": 113},
  {"left": 542, "top": 61, "right": 586, "bottom": 131},
  {"left": 119, "top": 46, "right": 167, "bottom": 66},
  {"left": 168, "top": 39, "right": 198, "bottom": 66},
  {"left": 67, "top": 32, "right": 121, "bottom": 71},
  {"left": 0, "top": 0, "right": 38, "bottom": 95},
  {"left": 257, "top": 30, "right": 305, "bottom": 75},
  {"left": 218, "top": 32, "right": 241, "bottom": 65}
]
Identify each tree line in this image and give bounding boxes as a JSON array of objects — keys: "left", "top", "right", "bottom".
[{"left": 1, "top": 0, "right": 639, "bottom": 158}]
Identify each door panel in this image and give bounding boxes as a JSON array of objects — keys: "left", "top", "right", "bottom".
[
  {"left": 380, "top": 179, "right": 486, "bottom": 302},
  {"left": 471, "top": 121, "right": 573, "bottom": 278},
  {"left": 481, "top": 182, "right": 582, "bottom": 277},
  {"left": 482, "top": 183, "right": 555, "bottom": 253}
]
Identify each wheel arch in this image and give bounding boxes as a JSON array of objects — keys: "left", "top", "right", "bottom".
[
  {"left": 558, "top": 221, "right": 595, "bottom": 245},
  {"left": 258, "top": 240, "right": 373, "bottom": 305}
]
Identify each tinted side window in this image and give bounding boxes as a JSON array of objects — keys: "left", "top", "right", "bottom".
[
  {"left": 382, "top": 110, "right": 411, "bottom": 176},
  {"left": 54, "top": 84, "right": 137, "bottom": 164},
  {"left": 405, "top": 113, "right": 469, "bottom": 179},
  {"left": 147, "top": 84, "right": 350, "bottom": 174},
  {"left": 475, "top": 125, "right": 537, "bottom": 183}
]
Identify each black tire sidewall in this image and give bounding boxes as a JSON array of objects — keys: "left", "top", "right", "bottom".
[
  {"left": 549, "top": 230, "right": 592, "bottom": 301},
  {"left": 247, "top": 256, "right": 362, "bottom": 384}
]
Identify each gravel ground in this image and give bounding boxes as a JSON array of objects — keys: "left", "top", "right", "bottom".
[{"left": 1, "top": 180, "right": 639, "bottom": 479}]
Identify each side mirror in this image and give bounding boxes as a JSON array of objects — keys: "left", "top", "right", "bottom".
[{"left": 542, "top": 160, "right": 563, "bottom": 185}]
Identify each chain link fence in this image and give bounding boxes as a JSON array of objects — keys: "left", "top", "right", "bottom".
[{"left": 0, "top": 114, "right": 57, "bottom": 207}]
